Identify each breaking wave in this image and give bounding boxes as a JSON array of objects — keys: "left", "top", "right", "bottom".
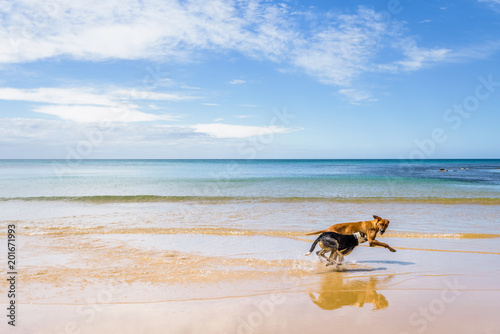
[{"left": 2, "top": 195, "right": 500, "bottom": 205}]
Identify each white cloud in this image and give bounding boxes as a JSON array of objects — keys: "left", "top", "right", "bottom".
[
  {"left": 191, "top": 123, "right": 299, "bottom": 138},
  {"left": 235, "top": 115, "right": 255, "bottom": 118},
  {"left": 0, "top": 0, "right": 294, "bottom": 63},
  {"left": 338, "top": 89, "right": 378, "bottom": 104},
  {"left": 395, "top": 39, "right": 450, "bottom": 71},
  {"left": 0, "top": 118, "right": 194, "bottom": 149},
  {"left": 111, "top": 89, "right": 199, "bottom": 102},
  {"left": 291, "top": 7, "right": 392, "bottom": 86},
  {"left": 0, "top": 87, "right": 197, "bottom": 105},
  {"left": 289, "top": 7, "right": 455, "bottom": 86},
  {"left": 0, "top": 87, "right": 116, "bottom": 106},
  {"left": 0, "top": 2, "right": 488, "bottom": 103},
  {"left": 0, "top": 86, "right": 196, "bottom": 122},
  {"left": 33, "top": 105, "right": 176, "bottom": 122},
  {"left": 0, "top": 1, "right": 451, "bottom": 83},
  {"left": 447, "top": 40, "right": 500, "bottom": 61},
  {"left": 0, "top": 118, "right": 302, "bottom": 158},
  {"left": 229, "top": 79, "right": 247, "bottom": 85},
  {"left": 202, "top": 103, "right": 219, "bottom": 106},
  {"left": 0, "top": 118, "right": 300, "bottom": 151}
]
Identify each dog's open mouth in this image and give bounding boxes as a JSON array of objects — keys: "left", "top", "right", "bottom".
[{"left": 380, "top": 229, "right": 386, "bottom": 235}]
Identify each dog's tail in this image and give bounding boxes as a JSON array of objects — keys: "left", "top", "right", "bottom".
[
  {"left": 305, "top": 230, "right": 326, "bottom": 236},
  {"left": 305, "top": 235, "right": 322, "bottom": 256}
]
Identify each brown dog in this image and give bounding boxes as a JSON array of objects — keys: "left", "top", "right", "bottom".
[{"left": 306, "top": 215, "right": 396, "bottom": 252}]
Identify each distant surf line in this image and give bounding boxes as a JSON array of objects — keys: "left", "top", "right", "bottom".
[{"left": 2, "top": 195, "right": 500, "bottom": 205}]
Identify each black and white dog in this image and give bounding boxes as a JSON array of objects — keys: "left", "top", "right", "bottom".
[{"left": 305, "top": 231, "right": 367, "bottom": 266}]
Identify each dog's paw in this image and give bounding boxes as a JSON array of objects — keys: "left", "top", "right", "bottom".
[{"left": 389, "top": 248, "right": 397, "bottom": 252}]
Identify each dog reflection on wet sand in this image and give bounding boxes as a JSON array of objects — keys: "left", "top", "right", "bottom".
[{"left": 308, "top": 274, "right": 392, "bottom": 311}]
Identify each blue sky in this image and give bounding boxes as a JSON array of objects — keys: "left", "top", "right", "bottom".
[{"left": 1, "top": 0, "right": 499, "bottom": 158}]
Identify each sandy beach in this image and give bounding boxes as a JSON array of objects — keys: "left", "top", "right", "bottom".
[
  {"left": 2, "top": 203, "right": 500, "bottom": 334},
  {"left": 1, "top": 160, "right": 499, "bottom": 333}
]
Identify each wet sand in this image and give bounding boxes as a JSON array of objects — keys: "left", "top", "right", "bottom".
[{"left": 1, "top": 229, "right": 500, "bottom": 334}]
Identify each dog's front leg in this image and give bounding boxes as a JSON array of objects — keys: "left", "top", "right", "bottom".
[
  {"left": 367, "top": 232, "right": 397, "bottom": 252},
  {"left": 369, "top": 239, "right": 396, "bottom": 252}
]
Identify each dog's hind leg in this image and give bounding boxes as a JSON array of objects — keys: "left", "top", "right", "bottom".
[
  {"left": 326, "top": 252, "right": 336, "bottom": 266},
  {"left": 336, "top": 252, "right": 344, "bottom": 264},
  {"left": 318, "top": 250, "right": 330, "bottom": 263},
  {"left": 326, "top": 246, "right": 340, "bottom": 266}
]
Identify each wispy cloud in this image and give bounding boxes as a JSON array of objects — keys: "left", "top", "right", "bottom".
[
  {"left": 394, "top": 39, "right": 450, "bottom": 71},
  {"left": 111, "top": 89, "right": 199, "bottom": 102},
  {"left": 0, "top": 0, "right": 294, "bottom": 63},
  {"left": 478, "top": 0, "right": 500, "bottom": 4},
  {"left": 0, "top": 2, "right": 461, "bottom": 84},
  {"left": 0, "top": 118, "right": 196, "bottom": 150},
  {"left": 0, "top": 118, "right": 300, "bottom": 145},
  {"left": 0, "top": 87, "right": 198, "bottom": 105},
  {"left": 0, "top": 87, "right": 116, "bottom": 106},
  {"left": 447, "top": 40, "right": 500, "bottom": 61},
  {"left": 33, "top": 105, "right": 176, "bottom": 122},
  {"left": 291, "top": 7, "right": 392, "bottom": 86},
  {"left": 390, "top": 39, "right": 500, "bottom": 71},
  {"left": 0, "top": 2, "right": 494, "bottom": 105},
  {"left": 338, "top": 89, "right": 378, "bottom": 104},
  {"left": 235, "top": 115, "right": 255, "bottom": 119},
  {"left": 229, "top": 79, "right": 247, "bottom": 85},
  {"left": 0, "top": 86, "right": 196, "bottom": 122},
  {"left": 0, "top": 118, "right": 302, "bottom": 158},
  {"left": 191, "top": 123, "right": 299, "bottom": 139}
]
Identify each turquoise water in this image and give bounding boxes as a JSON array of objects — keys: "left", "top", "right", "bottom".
[
  {"left": 1, "top": 159, "right": 499, "bottom": 237},
  {"left": 0, "top": 159, "right": 499, "bottom": 200}
]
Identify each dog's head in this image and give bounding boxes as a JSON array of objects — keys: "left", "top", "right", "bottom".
[
  {"left": 373, "top": 215, "right": 390, "bottom": 235},
  {"left": 354, "top": 231, "right": 367, "bottom": 244}
]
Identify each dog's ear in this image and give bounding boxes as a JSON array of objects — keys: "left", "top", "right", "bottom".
[{"left": 373, "top": 215, "right": 382, "bottom": 220}]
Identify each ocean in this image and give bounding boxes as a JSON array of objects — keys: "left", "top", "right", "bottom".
[
  {"left": 1, "top": 159, "right": 500, "bottom": 199},
  {"left": 1, "top": 159, "right": 500, "bottom": 237}
]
